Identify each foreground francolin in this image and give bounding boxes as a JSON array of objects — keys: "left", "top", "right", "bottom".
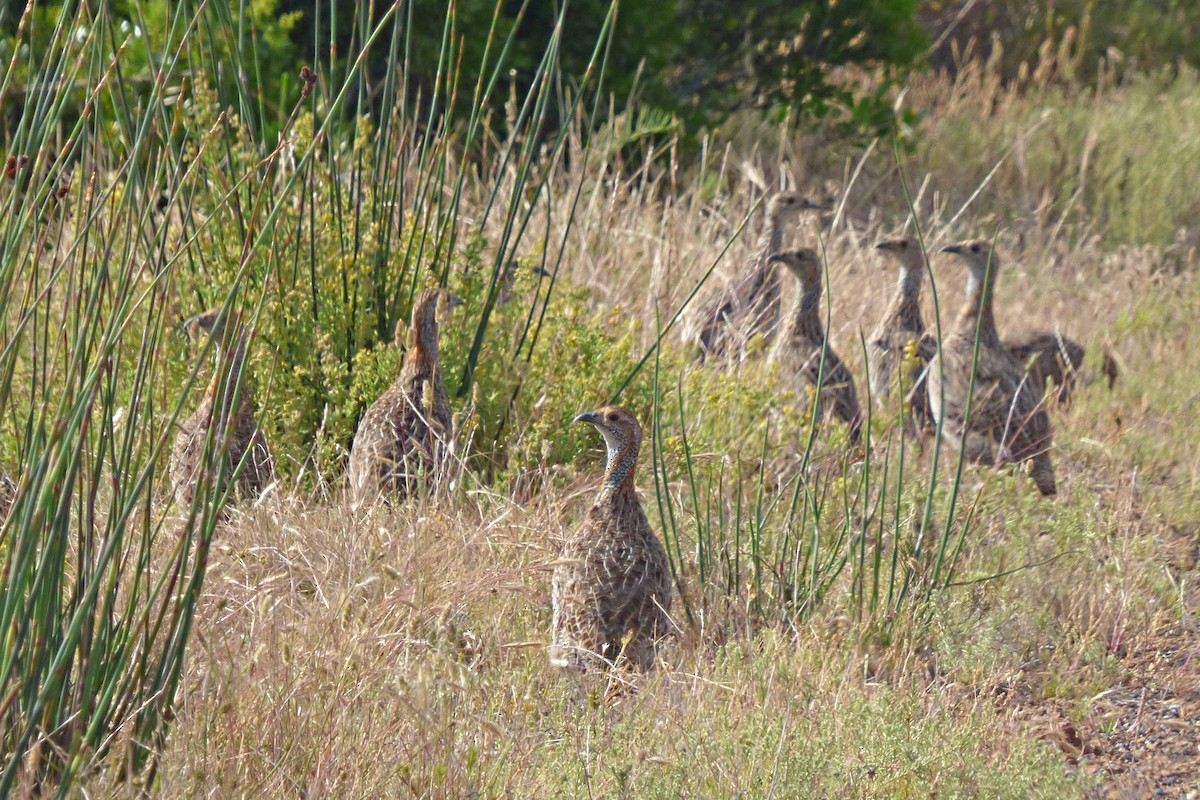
[{"left": 551, "top": 406, "right": 672, "bottom": 671}]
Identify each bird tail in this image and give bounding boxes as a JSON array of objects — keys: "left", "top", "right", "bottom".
[
  {"left": 1100, "top": 347, "right": 1120, "bottom": 391},
  {"left": 1028, "top": 452, "right": 1057, "bottom": 497}
]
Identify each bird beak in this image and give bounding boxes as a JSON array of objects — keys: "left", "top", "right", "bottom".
[
  {"left": 573, "top": 411, "right": 599, "bottom": 425},
  {"left": 940, "top": 244, "right": 964, "bottom": 255},
  {"left": 802, "top": 198, "right": 825, "bottom": 211},
  {"left": 181, "top": 312, "right": 212, "bottom": 336},
  {"left": 531, "top": 265, "right": 552, "bottom": 278},
  {"left": 874, "top": 241, "right": 892, "bottom": 251},
  {"left": 446, "top": 293, "right": 466, "bottom": 308},
  {"left": 766, "top": 253, "right": 785, "bottom": 265}
]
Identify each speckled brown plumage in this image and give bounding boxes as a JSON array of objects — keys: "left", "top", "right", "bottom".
[
  {"left": 551, "top": 406, "right": 672, "bottom": 671},
  {"left": 695, "top": 193, "right": 823, "bottom": 364},
  {"left": 928, "top": 242, "right": 1056, "bottom": 496},
  {"left": 347, "top": 287, "right": 463, "bottom": 503},
  {"left": 1004, "top": 330, "right": 1088, "bottom": 405},
  {"left": 170, "top": 308, "right": 276, "bottom": 507},
  {"left": 0, "top": 472, "right": 16, "bottom": 525},
  {"left": 1099, "top": 349, "right": 1120, "bottom": 390},
  {"left": 766, "top": 249, "right": 863, "bottom": 444},
  {"left": 495, "top": 260, "right": 549, "bottom": 308},
  {"left": 869, "top": 237, "right": 935, "bottom": 434}
]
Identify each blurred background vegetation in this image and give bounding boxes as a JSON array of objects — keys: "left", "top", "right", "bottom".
[{"left": 5, "top": 0, "right": 1200, "bottom": 141}]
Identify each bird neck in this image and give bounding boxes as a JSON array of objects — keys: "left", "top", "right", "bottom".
[
  {"left": 957, "top": 267, "right": 1000, "bottom": 341},
  {"left": 891, "top": 266, "right": 924, "bottom": 325},
  {"left": 403, "top": 308, "right": 441, "bottom": 382},
  {"left": 207, "top": 329, "right": 250, "bottom": 421},
  {"left": 762, "top": 211, "right": 787, "bottom": 257},
  {"left": 601, "top": 433, "right": 640, "bottom": 493},
  {"left": 785, "top": 276, "right": 825, "bottom": 343}
]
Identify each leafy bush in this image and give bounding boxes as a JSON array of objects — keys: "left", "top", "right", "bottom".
[{"left": 674, "top": 0, "right": 927, "bottom": 130}]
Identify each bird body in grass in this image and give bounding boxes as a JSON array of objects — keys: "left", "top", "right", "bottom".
[
  {"left": 870, "top": 237, "right": 936, "bottom": 434},
  {"left": 874, "top": 238, "right": 1109, "bottom": 419},
  {"left": 347, "top": 287, "right": 464, "bottom": 504},
  {"left": 495, "top": 260, "right": 550, "bottom": 308},
  {"left": 170, "top": 308, "right": 276, "bottom": 508},
  {"left": 551, "top": 406, "right": 672, "bottom": 671},
  {"left": 695, "top": 192, "right": 823, "bottom": 364},
  {"left": 1004, "top": 330, "right": 1090, "bottom": 406},
  {"left": 0, "top": 472, "right": 16, "bottom": 525},
  {"left": 766, "top": 249, "right": 863, "bottom": 444},
  {"left": 928, "top": 241, "right": 1057, "bottom": 496}
]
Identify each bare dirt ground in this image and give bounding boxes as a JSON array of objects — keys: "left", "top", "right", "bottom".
[{"left": 1017, "top": 525, "right": 1200, "bottom": 797}]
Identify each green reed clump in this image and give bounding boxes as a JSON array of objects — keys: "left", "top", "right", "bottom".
[{"left": 0, "top": 0, "right": 624, "bottom": 790}]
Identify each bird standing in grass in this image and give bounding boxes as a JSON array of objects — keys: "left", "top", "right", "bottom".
[
  {"left": 766, "top": 249, "right": 863, "bottom": 444},
  {"left": 347, "top": 287, "right": 464, "bottom": 504},
  {"left": 695, "top": 192, "right": 823, "bottom": 364},
  {"left": 928, "top": 241, "right": 1057, "bottom": 496},
  {"left": 873, "top": 237, "right": 1104, "bottom": 417},
  {"left": 869, "top": 237, "right": 936, "bottom": 435},
  {"left": 551, "top": 406, "right": 672, "bottom": 671},
  {"left": 170, "top": 307, "right": 276, "bottom": 507}
]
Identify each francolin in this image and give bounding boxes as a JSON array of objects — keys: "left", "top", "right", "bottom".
[
  {"left": 928, "top": 241, "right": 1057, "bottom": 495},
  {"left": 870, "top": 237, "right": 936, "bottom": 435},
  {"left": 551, "top": 406, "right": 672, "bottom": 671},
  {"left": 766, "top": 249, "right": 863, "bottom": 444},
  {"left": 347, "top": 287, "right": 463, "bottom": 504},
  {"left": 695, "top": 192, "right": 823, "bottom": 364},
  {"left": 170, "top": 307, "right": 276, "bottom": 507}
]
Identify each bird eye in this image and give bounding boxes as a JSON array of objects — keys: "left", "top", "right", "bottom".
[
  {"left": 607, "top": 412, "right": 619, "bottom": 422},
  {"left": 970, "top": 244, "right": 980, "bottom": 253},
  {"left": 900, "top": 241, "right": 908, "bottom": 249}
]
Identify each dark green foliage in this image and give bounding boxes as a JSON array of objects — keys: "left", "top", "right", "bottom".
[
  {"left": 673, "top": 0, "right": 927, "bottom": 128},
  {"left": 1, "top": 0, "right": 929, "bottom": 145},
  {"left": 283, "top": 0, "right": 928, "bottom": 135}
]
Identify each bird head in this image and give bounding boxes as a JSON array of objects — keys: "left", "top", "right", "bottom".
[
  {"left": 182, "top": 307, "right": 231, "bottom": 342},
  {"left": 441, "top": 290, "right": 466, "bottom": 313},
  {"left": 765, "top": 192, "right": 823, "bottom": 220},
  {"left": 766, "top": 248, "right": 822, "bottom": 285},
  {"left": 412, "top": 286, "right": 465, "bottom": 322},
  {"left": 500, "top": 259, "right": 551, "bottom": 279},
  {"left": 874, "top": 236, "right": 926, "bottom": 271},
  {"left": 497, "top": 261, "right": 551, "bottom": 305},
  {"left": 574, "top": 405, "right": 641, "bottom": 466},
  {"left": 939, "top": 240, "right": 999, "bottom": 276},
  {"left": 403, "top": 287, "right": 464, "bottom": 349}
]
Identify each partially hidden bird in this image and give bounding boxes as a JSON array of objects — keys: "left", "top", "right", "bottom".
[
  {"left": 347, "top": 287, "right": 464, "bottom": 504},
  {"left": 869, "top": 237, "right": 937, "bottom": 435},
  {"left": 766, "top": 249, "right": 863, "bottom": 444},
  {"left": 695, "top": 192, "right": 823, "bottom": 364},
  {"left": 170, "top": 307, "right": 276, "bottom": 507},
  {"left": 927, "top": 241, "right": 1057, "bottom": 495}
]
